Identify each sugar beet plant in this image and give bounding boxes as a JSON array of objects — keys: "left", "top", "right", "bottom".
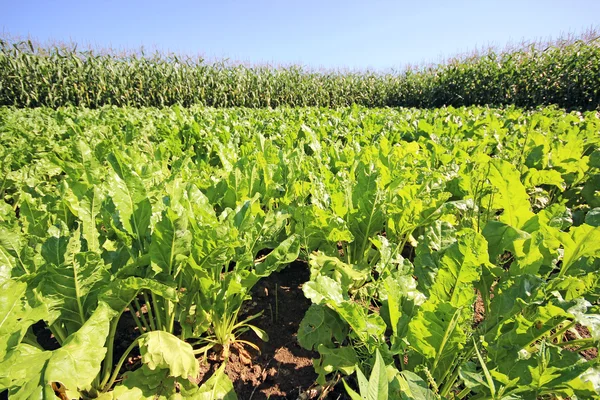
[
  {"left": 0, "top": 105, "right": 599, "bottom": 399},
  {"left": 0, "top": 109, "right": 300, "bottom": 398}
]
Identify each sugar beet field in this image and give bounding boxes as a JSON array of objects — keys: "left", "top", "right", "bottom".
[{"left": 0, "top": 104, "right": 599, "bottom": 400}]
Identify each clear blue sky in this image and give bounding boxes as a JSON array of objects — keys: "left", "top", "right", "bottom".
[{"left": 2, "top": 0, "right": 599, "bottom": 71}]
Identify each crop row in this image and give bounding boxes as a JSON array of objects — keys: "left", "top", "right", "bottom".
[
  {"left": 0, "top": 105, "right": 599, "bottom": 399},
  {"left": 1, "top": 34, "right": 599, "bottom": 110}
]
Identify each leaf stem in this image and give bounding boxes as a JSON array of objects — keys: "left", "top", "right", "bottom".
[
  {"left": 50, "top": 323, "right": 67, "bottom": 345},
  {"left": 101, "top": 335, "right": 142, "bottom": 392},
  {"left": 142, "top": 291, "right": 157, "bottom": 331},
  {"left": 128, "top": 306, "right": 147, "bottom": 333},
  {"left": 431, "top": 307, "right": 461, "bottom": 375},
  {"left": 151, "top": 291, "right": 164, "bottom": 331},
  {"left": 556, "top": 337, "right": 597, "bottom": 347},
  {"left": 99, "top": 318, "right": 120, "bottom": 389},
  {"left": 133, "top": 298, "right": 151, "bottom": 331}
]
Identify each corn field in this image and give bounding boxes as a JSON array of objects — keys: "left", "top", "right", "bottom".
[{"left": 1, "top": 33, "right": 599, "bottom": 109}]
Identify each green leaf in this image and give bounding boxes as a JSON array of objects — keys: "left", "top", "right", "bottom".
[
  {"left": 381, "top": 271, "right": 424, "bottom": 338},
  {"left": 1, "top": 302, "right": 114, "bottom": 398},
  {"left": 483, "top": 221, "right": 530, "bottom": 262},
  {"left": 139, "top": 331, "right": 199, "bottom": 379},
  {"left": 0, "top": 280, "right": 47, "bottom": 360},
  {"left": 585, "top": 208, "right": 600, "bottom": 227},
  {"left": 194, "top": 363, "right": 238, "bottom": 400},
  {"left": 149, "top": 208, "right": 192, "bottom": 277},
  {"left": 407, "top": 301, "right": 466, "bottom": 382},
  {"left": 39, "top": 226, "right": 111, "bottom": 333},
  {"left": 522, "top": 169, "right": 565, "bottom": 189},
  {"left": 309, "top": 252, "right": 370, "bottom": 292},
  {"left": 349, "top": 162, "right": 385, "bottom": 263},
  {"left": 482, "top": 274, "right": 545, "bottom": 340},
  {"left": 0, "top": 227, "right": 29, "bottom": 279},
  {"left": 486, "top": 159, "right": 534, "bottom": 229},
  {"left": 314, "top": 345, "right": 358, "bottom": 383},
  {"left": 107, "top": 153, "right": 152, "bottom": 252},
  {"left": 292, "top": 205, "right": 353, "bottom": 254},
  {"left": 557, "top": 223, "right": 600, "bottom": 277},
  {"left": 110, "top": 366, "right": 176, "bottom": 400},
  {"left": 342, "top": 349, "right": 388, "bottom": 400},
  {"left": 367, "top": 350, "right": 388, "bottom": 400},
  {"left": 99, "top": 276, "right": 178, "bottom": 313},
  {"left": 581, "top": 174, "right": 600, "bottom": 208},
  {"left": 298, "top": 304, "right": 348, "bottom": 350},
  {"left": 344, "top": 380, "right": 365, "bottom": 400},
  {"left": 303, "top": 274, "right": 344, "bottom": 305},
  {"left": 393, "top": 370, "right": 437, "bottom": 400},
  {"left": 487, "top": 300, "right": 570, "bottom": 369},
  {"left": 253, "top": 234, "right": 300, "bottom": 277},
  {"left": 66, "top": 184, "right": 104, "bottom": 253},
  {"left": 428, "top": 229, "right": 488, "bottom": 309},
  {"left": 334, "top": 301, "right": 387, "bottom": 344}
]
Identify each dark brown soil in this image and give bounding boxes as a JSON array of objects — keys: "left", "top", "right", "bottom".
[
  {"left": 566, "top": 324, "right": 598, "bottom": 361},
  {"left": 112, "top": 307, "right": 143, "bottom": 373},
  {"left": 198, "top": 261, "right": 323, "bottom": 399}
]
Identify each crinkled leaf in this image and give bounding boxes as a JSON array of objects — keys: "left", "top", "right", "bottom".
[
  {"left": 303, "top": 274, "right": 344, "bottom": 305},
  {"left": 556, "top": 223, "right": 600, "bottom": 277},
  {"left": 298, "top": 304, "right": 348, "bottom": 351},
  {"left": 314, "top": 345, "right": 358, "bottom": 382},
  {"left": 139, "top": 331, "right": 199, "bottom": 379},
  {"left": 39, "top": 226, "right": 111, "bottom": 333},
  {"left": 110, "top": 365, "right": 176, "bottom": 400},
  {"left": 407, "top": 301, "right": 466, "bottom": 382},
  {"left": 0, "top": 280, "right": 47, "bottom": 360},
  {"left": 487, "top": 159, "right": 534, "bottom": 229},
  {"left": 1, "top": 302, "right": 114, "bottom": 398},
  {"left": 428, "top": 229, "right": 488, "bottom": 310},
  {"left": 149, "top": 209, "right": 192, "bottom": 277},
  {"left": 107, "top": 153, "right": 152, "bottom": 251}
]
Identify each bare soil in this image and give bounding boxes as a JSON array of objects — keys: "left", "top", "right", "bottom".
[
  {"left": 566, "top": 324, "right": 598, "bottom": 361},
  {"left": 198, "top": 261, "right": 325, "bottom": 399}
]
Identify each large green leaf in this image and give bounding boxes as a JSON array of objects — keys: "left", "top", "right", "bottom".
[
  {"left": 556, "top": 223, "right": 600, "bottom": 277},
  {"left": 392, "top": 370, "right": 438, "bottom": 400},
  {"left": 0, "top": 302, "right": 114, "bottom": 399},
  {"left": 406, "top": 301, "right": 466, "bottom": 382},
  {"left": 343, "top": 349, "right": 388, "bottom": 400},
  {"left": 303, "top": 274, "right": 344, "bottom": 305},
  {"left": 68, "top": 184, "right": 104, "bottom": 253},
  {"left": 107, "top": 152, "right": 152, "bottom": 253},
  {"left": 149, "top": 208, "right": 192, "bottom": 277},
  {"left": 99, "top": 276, "right": 179, "bottom": 313},
  {"left": 298, "top": 304, "right": 348, "bottom": 351},
  {"left": 0, "top": 226, "right": 31, "bottom": 279},
  {"left": 428, "top": 229, "right": 488, "bottom": 310},
  {"left": 309, "top": 251, "right": 370, "bottom": 292},
  {"left": 486, "top": 159, "right": 534, "bottom": 229},
  {"left": 139, "top": 331, "right": 199, "bottom": 380},
  {"left": 39, "top": 226, "right": 111, "bottom": 332},
  {"left": 349, "top": 162, "right": 385, "bottom": 263},
  {"left": 0, "top": 280, "right": 47, "bottom": 361},
  {"left": 314, "top": 345, "right": 358, "bottom": 385},
  {"left": 110, "top": 366, "right": 177, "bottom": 400},
  {"left": 252, "top": 234, "right": 300, "bottom": 278},
  {"left": 483, "top": 221, "right": 530, "bottom": 263}
]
